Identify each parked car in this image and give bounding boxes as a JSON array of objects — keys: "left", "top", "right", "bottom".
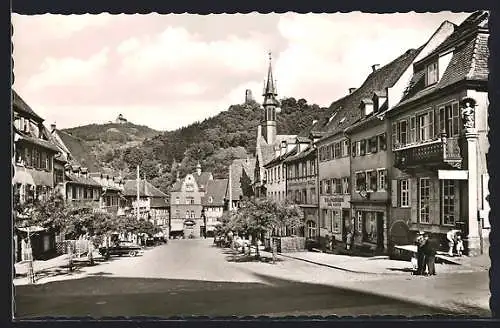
[{"left": 99, "top": 241, "right": 142, "bottom": 258}]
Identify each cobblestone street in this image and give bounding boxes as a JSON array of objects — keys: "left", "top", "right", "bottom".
[{"left": 14, "top": 239, "right": 490, "bottom": 318}]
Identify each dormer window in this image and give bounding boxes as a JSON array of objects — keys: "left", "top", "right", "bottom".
[
  {"left": 360, "top": 99, "right": 374, "bottom": 117},
  {"left": 426, "top": 61, "right": 439, "bottom": 86},
  {"left": 209, "top": 196, "right": 213, "bottom": 203}
]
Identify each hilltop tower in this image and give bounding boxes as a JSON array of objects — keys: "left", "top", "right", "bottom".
[{"left": 262, "top": 52, "right": 279, "bottom": 145}]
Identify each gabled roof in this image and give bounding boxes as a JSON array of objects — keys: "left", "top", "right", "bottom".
[
  {"left": 123, "top": 180, "right": 168, "bottom": 198},
  {"left": 317, "top": 48, "right": 420, "bottom": 137},
  {"left": 171, "top": 171, "right": 213, "bottom": 192},
  {"left": 264, "top": 145, "right": 298, "bottom": 168},
  {"left": 257, "top": 134, "right": 296, "bottom": 167},
  {"left": 395, "top": 11, "right": 489, "bottom": 109},
  {"left": 12, "top": 90, "right": 44, "bottom": 122},
  {"left": 284, "top": 145, "right": 316, "bottom": 163},
  {"left": 202, "top": 179, "right": 228, "bottom": 206},
  {"left": 227, "top": 158, "right": 256, "bottom": 200},
  {"left": 150, "top": 197, "right": 169, "bottom": 208},
  {"left": 56, "top": 130, "right": 101, "bottom": 172}
]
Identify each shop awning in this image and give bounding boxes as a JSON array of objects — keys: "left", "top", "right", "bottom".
[{"left": 12, "top": 168, "right": 35, "bottom": 186}]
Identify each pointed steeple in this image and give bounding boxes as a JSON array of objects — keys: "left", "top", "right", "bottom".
[{"left": 263, "top": 52, "right": 278, "bottom": 97}]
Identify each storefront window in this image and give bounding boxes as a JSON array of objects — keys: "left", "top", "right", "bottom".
[
  {"left": 442, "top": 180, "right": 458, "bottom": 226},
  {"left": 332, "top": 210, "right": 341, "bottom": 233},
  {"left": 419, "top": 178, "right": 431, "bottom": 223}
]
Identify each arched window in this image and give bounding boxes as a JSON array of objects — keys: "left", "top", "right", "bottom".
[
  {"left": 306, "top": 220, "right": 317, "bottom": 239},
  {"left": 185, "top": 211, "right": 190, "bottom": 219},
  {"left": 190, "top": 210, "right": 195, "bottom": 218}
]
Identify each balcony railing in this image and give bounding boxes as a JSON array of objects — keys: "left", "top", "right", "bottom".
[{"left": 394, "top": 136, "right": 462, "bottom": 170}]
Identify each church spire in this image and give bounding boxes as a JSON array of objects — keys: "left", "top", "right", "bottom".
[
  {"left": 263, "top": 52, "right": 278, "bottom": 98},
  {"left": 261, "top": 52, "right": 278, "bottom": 144}
]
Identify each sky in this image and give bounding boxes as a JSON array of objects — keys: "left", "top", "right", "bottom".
[{"left": 12, "top": 12, "right": 471, "bottom": 131}]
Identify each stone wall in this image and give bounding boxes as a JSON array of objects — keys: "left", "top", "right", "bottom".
[{"left": 273, "top": 236, "right": 306, "bottom": 253}]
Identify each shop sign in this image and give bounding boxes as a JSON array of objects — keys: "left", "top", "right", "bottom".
[
  {"left": 288, "top": 180, "right": 316, "bottom": 187},
  {"left": 324, "top": 196, "right": 345, "bottom": 207}
]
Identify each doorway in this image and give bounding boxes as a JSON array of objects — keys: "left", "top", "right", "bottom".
[{"left": 376, "top": 212, "right": 385, "bottom": 250}]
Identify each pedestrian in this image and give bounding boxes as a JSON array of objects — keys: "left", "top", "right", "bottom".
[
  {"left": 422, "top": 233, "right": 437, "bottom": 276},
  {"left": 446, "top": 229, "right": 460, "bottom": 257},
  {"left": 415, "top": 231, "right": 426, "bottom": 275},
  {"left": 346, "top": 229, "right": 353, "bottom": 250},
  {"left": 456, "top": 234, "right": 464, "bottom": 257}
]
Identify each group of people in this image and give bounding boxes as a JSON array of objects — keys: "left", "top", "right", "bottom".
[{"left": 412, "top": 231, "right": 438, "bottom": 276}]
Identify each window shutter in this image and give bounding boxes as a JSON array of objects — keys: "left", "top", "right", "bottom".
[
  {"left": 429, "top": 110, "right": 434, "bottom": 138},
  {"left": 391, "top": 179, "right": 398, "bottom": 207},
  {"left": 407, "top": 179, "right": 411, "bottom": 207},
  {"left": 391, "top": 123, "right": 397, "bottom": 148}
]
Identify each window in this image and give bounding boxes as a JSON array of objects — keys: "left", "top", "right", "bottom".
[
  {"left": 333, "top": 178, "right": 342, "bottom": 194},
  {"left": 446, "top": 102, "right": 460, "bottom": 137},
  {"left": 190, "top": 210, "right": 195, "bottom": 218},
  {"left": 40, "top": 152, "right": 47, "bottom": 170},
  {"left": 310, "top": 188, "right": 316, "bottom": 204},
  {"left": 175, "top": 210, "right": 180, "bottom": 218},
  {"left": 351, "top": 143, "right": 357, "bottom": 157},
  {"left": 398, "top": 119, "right": 408, "bottom": 146},
  {"left": 356, "top": 211, "right": 363, "bottom": 234},
  {"left": 186, "top": 197, "right": 194, "bottom": 205},
  {"left": 362, "top": 212, "right": 378, "bottom": 244},
  {"left": 368, "top": 136, "right": 378, "bottom": 154},
  {"left": 355, "top": 172, "right": 366, "bottom": 192},
  {"left": 283, "top": 166, "right": 286, "bottom": 179},
  {"left": 409, "top": 117, "right": 416, "bottom": 144},
  {"left": 377, "top": 169, "right": 387, "bottom": 191},
  {"left": 325, "top": 179, "right": 331, "bottom": 194},
  {"left": 342, "top": 140, "right": 350, "bottom": 157},
  {"left": 334, "top": 142, "right": 341, "bottom": 159},
  {"left": 360, "top": 140, "right": 366, "bottom": 156},
  {"left": 442, "top": 180, "right": 458, "bottom": 226},
  {"left": 319, "top": 180, "right": 324, "bottom": 195},
  {"left": 277, "top": 166, "right": 281, "bottom": 180},
  {"left": 400, "top": 179, "right": 409, "bottom": 207},
  {"left": 302, "top": 162, "right": 307, "bottom": 177},
  {"left": 302, "top": 189, "right": 307, "bottom": 204},
  {"left": 439, "top": 106, "right": 446, "bottom": 134},
  {"left": 426, "top": 61, "right": 439, "bottom": 85},
  {"left": 332, "top": 210, "right": 341, "bottom": 233},
  {"left": 418, "top": 111, "right": 434, "bottom": 141},
  {"left": 306, "top": 221, "right": 317, "bottom": 238},
  {"left": 342, "top": 177, "right": 349, "bottom": 194},
  {"left": 175, "top": 197, "right": 180, "bottom": 204},
  {"left": 379, "top": 133, "right": 387, "bottom": 151},
  {"left": 326, "top": 145, "right": 333, "bottom": 160},
  {"left": 367, "top": 171, "right": 377, "bottom": 191},
  {"left": 419, "top": 178, "right": 431, "bottom": 223},
  {"left": 185, "top": 211, "right": 190, "bottom": 219}
]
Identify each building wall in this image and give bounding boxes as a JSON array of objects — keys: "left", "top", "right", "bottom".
[
  {"left": 318, "top": 135, "right": 351, "bottom": 242},
  {"left": 265, "top": 163, "right": 287, "bottom": 202},
  {"left": 204, "top": 205, "right": 224, "bottom": 234}
]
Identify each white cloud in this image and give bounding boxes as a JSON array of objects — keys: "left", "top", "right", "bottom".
[
  {"left": 118, "top": 26, "right": 267, "bottom": 78},
  {"left": 25, "top": 48, "right": 109, "bottom": 91},
  {"left": 12, "top": 14, "right": 112, "bottom": 40}
]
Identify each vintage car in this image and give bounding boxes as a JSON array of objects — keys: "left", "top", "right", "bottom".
[{"left": 99, "top": 241, "right": 142, "bottom": 258}]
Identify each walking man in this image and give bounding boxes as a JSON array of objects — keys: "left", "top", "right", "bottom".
[{"left": 422, "top": 233, "right": 437, "bottom": 276}]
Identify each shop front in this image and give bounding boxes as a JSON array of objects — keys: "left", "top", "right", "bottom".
[
  {"left": 319, "top": 195, "right": 351, "bottom": 243},
  {"left": 351, "top": 201, "right": 388, "bottom": 252}
]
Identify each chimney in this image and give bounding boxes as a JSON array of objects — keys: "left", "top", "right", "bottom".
[
  {"left": 50, "top": 122, "right": 56, "bottom": 132},
  {"left": 257, "top": 125, "right": 262, "bottom": 139},
  {"left": 371, "top": 64, "right": 380, "bottom": 72},
  {"left": 349, "top": 88, "right": 357, "bottom": 94}
]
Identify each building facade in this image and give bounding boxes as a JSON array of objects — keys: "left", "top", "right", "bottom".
[
  {"left": 202, "top": 179, "right": 228, "bottom": 237},
  {"left": 284, "top": 140, "right": 318, "bottom": 239},
  {"left": 170, "top": 163, "right": 213, "bottom": 238},
  {"left": 384, "top": 11, "right": 489, "bottom": 255},
  {"left": 12, "top": 90, "right": 61, "bottom": 261}
]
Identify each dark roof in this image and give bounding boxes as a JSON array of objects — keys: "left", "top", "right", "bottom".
[
  {"left": 150, "top": 197, "right": 169, "bottom": 208},
  {"left": 264, "top": 145, "right": 298, "bottom": 168},
  {"left": 202, "top": 179, "right": 228, "bottom": 206},
  {"left": 317, "top": 48, "right": 420, "bottom": 137},
  {"left": 65, "top": 173, "right": 102, "bottom": 187},
  {"left": 227, "top": 158, "right": 256, "bottom": 200},
  {"left": 12, "top": 90, "right": 44, "bottom": 122},
  {"left": 257, "top": 134, "right": 296, "bottom": 167},
  {"left": 395, "top": 12, "right": 489, "bottom": 109},
  {"left": 123, "top": 180, "right": 168, "bottom": 198},
  {"left": 171, "top": 171, "right": 213, "bottom": 192},
  {"left": 56, "top": 130, "right": 101, "bottom": 172},
  {"left": 284, "top": 145, "right": 316, "bottom": 163}
]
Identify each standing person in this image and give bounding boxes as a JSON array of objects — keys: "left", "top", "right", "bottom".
[
  {"left": 422, "top": 233, "right": 437, "bottom": 276},
  {"left": 446, "top": 229, "right": 460, "bottom": 257},
  {"left": 415, "top": 232, "right": 426, "bottom": 275},
  {"left": 456, "top": 234, "right": 464, "bottom": 257}
]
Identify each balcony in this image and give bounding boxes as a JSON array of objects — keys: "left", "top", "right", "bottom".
[{"left": 394, "top": 136, "right": 462, "bottom": 171}]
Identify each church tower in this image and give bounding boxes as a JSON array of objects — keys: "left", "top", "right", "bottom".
[{"left": 262, "top": 52, "right": 278, "bottom": 145}]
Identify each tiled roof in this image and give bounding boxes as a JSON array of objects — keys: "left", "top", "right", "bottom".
[
  {"left": 123, "top": 180, "right": 168, "bottom": 198},
  {"left": 227, "top": 158, "right": 256, "bottom": 200},
  {"left": 12, "top": 90, "right": 44, "bottom": 122},
  {"left": 65, "top": 173, "right": 102, "bottom": 187},
  {"left": 264, "top": 145, "right": 298, "bottom": 168},
  {"left": 57, "top": 130, "right": 101, "bottom": 172},
  {"left": 395, "top": 12, "right": 489, "bottom": 109},
  {"left": 317, "top": 48, "right": 420, "bottom": 137},
  {"left": 17, "top": 135, "right": 61, "bottom": 153},
  {"left": 284, "top": 145, "right": 316, "bottom": 163},
  {"left": 203, "top": 179, "right": 228, "bottom": 206},
  {"left": 193, "top": 172, "right": 212, "bottom": 190},
  {"left": 257, "top": 134, "right": 296, "bottom": 167}
]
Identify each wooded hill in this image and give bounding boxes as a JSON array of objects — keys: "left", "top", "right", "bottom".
[{"left": 62, "top": 98, "right": 328, "bottom": 193}]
